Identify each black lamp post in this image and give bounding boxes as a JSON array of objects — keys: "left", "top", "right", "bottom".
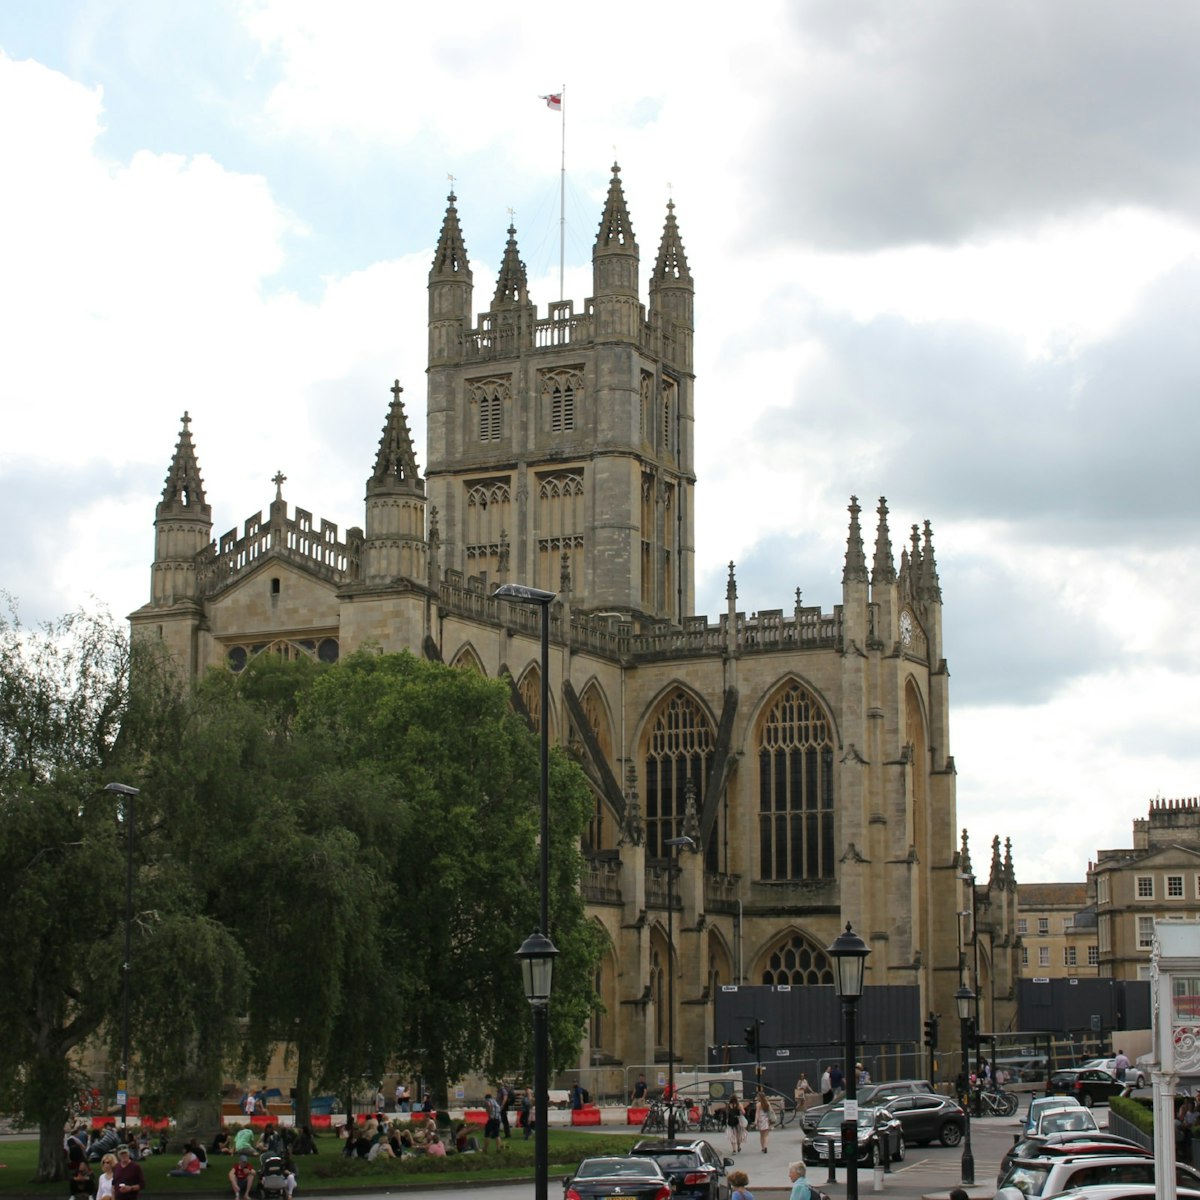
[
  {"left": 828, "top": 922, "right": 870, "bottom": 1200},
  {"left": 105, "top": 781, "right": 140, "bottom": 1135},
  {"left": 956, "top": 984, "right": 976, "bottom": 1186},
  {"left": 664, "top": 834, "right": 695, "bottom": 1138},
  {"left": 495, "top": 582, "right": 557, "bottom": 1200}
]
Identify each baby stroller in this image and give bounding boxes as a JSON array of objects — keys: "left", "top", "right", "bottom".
[{"left": 258, "top": 1153, "right": 292, "bottom": 1200}]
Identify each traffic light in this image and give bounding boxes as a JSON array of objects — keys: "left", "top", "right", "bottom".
[
  {"left": 923, "top": 1014, "right": 939, "bottom": 1050},
  {"left": 744, "top": 1025, "right": 757, "bottom": 1054}
]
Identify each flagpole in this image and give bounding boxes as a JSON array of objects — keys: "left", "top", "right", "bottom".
[{"left": 559, "top": 82, "right": 566, "bottom": 301}]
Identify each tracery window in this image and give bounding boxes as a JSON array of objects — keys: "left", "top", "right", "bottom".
[
  {"left": 761, "top": 932, "right": 834, "bottom": 986},
  {"left": 537, "top": 470, "right": 584, "bottom": 593},
  {"left": 541, "top": 368, "right": 582, "bottom": 434},
  {"left": 226, "top": 636, "right": 338, "bottom": 673},
  {"left": 757, "top": 682, "right": 835, "bottom": 881},
  {"left": 643, "top": 689, "right": 714, "bottom": 858},
  {"left": 640, "top": 372, "right": 653, "bottom": 442},
  {"left": 650, "top": 945, "right": 664, "bottom": 1046},
  {"left": 579, "top": 684, "right": 614, "bottom": 850},
  {"left": 469, "top": 377, "right": 510, "bottom": 442},
  {"left": 465, "top": 477, "right": 511, "bottom": 578}
]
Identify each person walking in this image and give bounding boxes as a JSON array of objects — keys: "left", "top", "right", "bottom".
[
  {"left": 819, "top": 1067, "right": 833, "bottom": 1104},
  {"left": 1113, "top": 1049, "right": 1130, "bottom": 1083},
  {"left": 729, "top": 1167, "right": 755, "bottom": 1199},
  {"left": 520, "top": 1086, "right": 534, "bottom": 1140},
  {"left": 787, "top": 1161, "right": 812, "bottom": 1200},
  {"left": 482, "top": 1091, "right": 502, "bottom": 1152},
  {"left": 497, "top": 1081, "right": 512, "bottom": 1138},
  {"left": 754, "top": 1088, "right": 773, "bottom": 1154},
  {"left": 727, "top": 1093, "right": 746, "bottom": 1154}
]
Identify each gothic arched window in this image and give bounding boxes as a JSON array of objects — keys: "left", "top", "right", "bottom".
[
  {"left": 541, "top": 368, "right": 583, "bottom": 435},
  {"left": 537, "top": 471, "right": 584, "bottom": 593},
  {"left": 465, "top": 478, "right": 511, "bottom": 578},
  {"left": 643, "top": 689, "right": 714, "bottom": 858},
  {"left": 757, "top": 682, "right": 835, "bottom": 880},
  {"left": 469, "top": 377, "right": 510, "bottom": 442},
  {"left": 761, "top": 932, "right": 835, "bottom": 986}
]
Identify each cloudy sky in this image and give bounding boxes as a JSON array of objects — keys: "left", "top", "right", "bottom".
[{"left": 3, "top": 0, "right": 1199, "bottom": 885}]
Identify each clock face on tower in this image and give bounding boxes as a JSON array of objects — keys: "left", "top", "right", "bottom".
[{"left": 899, "top": 609, "right": 914, "bottom": 647}]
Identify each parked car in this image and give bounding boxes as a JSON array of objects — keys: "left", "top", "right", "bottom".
[
  {"left": 563, "top": 1157, "right": 672, "bottom": 1200},
  {"left": 1031, "top": 1105, "right": 1099, "bottom": 1137},
  {"left": 998, "top": 1055, "right": 1051, "bottom": 1084},
  {"left": 1023, "top": 1094, "right": 1082, "bottom": 1135},
  {"left": 802, "top": 1106, "right": 904, "bottom": 1166},
  {"left": 1046, "top": 1068, "right": 1130, "bottom": 1107},
  {"left": 629, "top": 1138, "right": 733, "bottom": 1200},
  {"left": 1038, "top": 1187, "right": 1200, "bottom": 1200},
  {"left": 1077, "top": 1058, "right": 1147, "bottom": 1089},
  {"left": 879, "top": 1094, "right": 967, "bottom": 1147},
  {"left": 996, "top": 1153, "right": 1200, "bottom": 1199},
  {"left": 998, "top": 1132, "right": 1147, "bottom": 1182},
  {"left": 800, "top": 1079, "right": 934, "bottom": 1135}
]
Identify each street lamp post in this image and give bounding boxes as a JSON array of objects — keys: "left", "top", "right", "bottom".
[
  {"left": 664, "top": 834, "right": 696, "bottom": 1138},
  {"left": 828, "top": 923, "right": 870, "bottom": 1200},
  {"left": 495, "top": 582, "right": 556, "bottom": 1200},
  {"left": 105, "top": 781, "right": 140, "bottom": 1135},
  {"left": 956, "top": 984, "right": 976, "bottom": 1186}
]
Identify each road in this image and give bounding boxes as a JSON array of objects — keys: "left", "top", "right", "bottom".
[{"left": 316, "top": 1107, "right": 1066, "bottom": 1199}]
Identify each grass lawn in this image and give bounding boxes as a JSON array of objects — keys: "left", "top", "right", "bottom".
[{"left": 0, "top": 1131, "right": 643, "bottom": 1193}]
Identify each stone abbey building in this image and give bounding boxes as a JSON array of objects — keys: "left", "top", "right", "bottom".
[{"left": 132, "top": 166, "right": 981, "bottom": 1080}]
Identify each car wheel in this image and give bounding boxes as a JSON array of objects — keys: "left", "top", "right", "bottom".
[
  {"left": 1135, "top": 1073, "right": 1145, "bottom": 1089},
  {"left": 893, "top": 1136, "right": 905, "bottom": 1163},
  {"left": 1080, "top": 1092, "right": 1094, "bottom": 1108},
  {"left": 939, "top": 1121, "right": 963, "bottom": 1147}
]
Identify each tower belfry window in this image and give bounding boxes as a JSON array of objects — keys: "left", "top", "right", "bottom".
[
  {"left": 541, "top": 367, "right": 583, "bottom": 436},
  {"left": 470, "top": 377, "right": 510, "bottom": 443}
]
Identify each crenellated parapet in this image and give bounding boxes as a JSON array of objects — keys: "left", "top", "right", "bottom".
[{"left": 196, "top": 506, "right": 361, "bottom": 597}]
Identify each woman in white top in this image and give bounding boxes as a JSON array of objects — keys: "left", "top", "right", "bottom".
[{"left": 96, "top": 1153, "right": 118, "bottom": 1200}]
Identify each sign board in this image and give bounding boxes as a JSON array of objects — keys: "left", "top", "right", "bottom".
[
  {"left": 116, "top": 1091, "right": 127, "bottom": 1106},
  {"left": 844, "top": 1100, "right": 858, "bottom": 1121}
]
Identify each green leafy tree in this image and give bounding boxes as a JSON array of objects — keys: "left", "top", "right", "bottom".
[{"left": 296, "top": 650, "right": 603, "bottom": 1101}]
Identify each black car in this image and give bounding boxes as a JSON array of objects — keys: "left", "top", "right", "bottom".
[
  {"left": 879, "top": 1093, "right": 967, "bottom": 1146},
  {"left": 564, "top": 1156, "right": 672, "bottom": 1200},
  {"left": 630, "top": 1138, "right": 733, "bottom": 1200},
  {"left": 1045, "top": 1067, "right": 1129, "bottom": 1107},
  {"left": 800, "top": 1079, "right": 935, "bottom": 1135},
  {"left": 802, "top": 1106, "right": 904, "bottom": 1166}
]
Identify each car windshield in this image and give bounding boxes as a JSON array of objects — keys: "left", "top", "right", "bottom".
[
  {"left": 1038, "top": 1111, "right": 1098, "bottom": 1134},
  {"left": 1002, "top": 1162, "right": 1052, "bottom": 1196},
  {"left": 817, "top": 1107, "right": 880, "bottom": 1131},
  {"left": 577, "top": 1158, "right": 660, "bottom": 1179}
]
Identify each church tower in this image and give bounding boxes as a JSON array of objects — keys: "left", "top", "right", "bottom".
[
  {"left": 132, "top": 412, "right": 212, "bottom": 673},
  {"left": 423, "top": 165, "right": 696, "bottom": 620}
]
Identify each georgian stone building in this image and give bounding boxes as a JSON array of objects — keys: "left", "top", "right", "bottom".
[{"left": 132, "top": 166, "right": 979, "bottom": 1076}]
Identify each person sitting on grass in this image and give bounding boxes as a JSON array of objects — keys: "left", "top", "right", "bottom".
[
  {"left": 291, "top": 1126, "right": 317, "bottom": 1156},
  {"left": 229, "top": 1155, "right": 255, "bottom": 1200},
  {"left": 426, "top": 1134, "right": 446, "bottom": 1158},
  {"left": 210, "top": 1132, "right": 232, "bottom": 1156},
  {"left": 168, "top": 1142, "right": 204, "bottom": 1177},
  {"left": 454, "top": 1123, "right": 481, "bottom": 1154},
  {"left": 69, "top": 1156, "right": 94, "bottom": 1199},
  {"left": 233, "top": 1127, "right": 256, "bottom": 1155}
]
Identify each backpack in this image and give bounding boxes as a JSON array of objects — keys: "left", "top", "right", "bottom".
[{"left": 745, "top": 1101, "right": 756, "bottom": 1122}]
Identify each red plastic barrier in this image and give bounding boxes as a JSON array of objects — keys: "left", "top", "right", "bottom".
[
  {"left": 91, "top": 1117, "right": 112, "bottom": 1130},
  {"left": 310, "top": 1115, "right": 332, "bottom": 1129},
  {"left": 140, "top": 1118, "right": 170, "bottom": 1131},
  {"left": 463, "top": 1109, "right": 488, "bottom": 1125},
  {"left": 571, "top": 1107, "right": 601, "bottom": 1126},
  {"left": 627, "top": 1106, "right": 649, "bottom": 1125},
  {"left": 251, "top": 1115, "right": 274, "bottom": 1127}
]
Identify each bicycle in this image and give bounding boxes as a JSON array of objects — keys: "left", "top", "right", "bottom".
[
  {"left": 639, "top": 1098, "right": 692, "bottom": 1134},
  {"left": 975, "top": 1087, "right": 1018, "bottom": 1117}
]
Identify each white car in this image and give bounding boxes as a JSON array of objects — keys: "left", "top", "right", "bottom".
[{"left": 1078, "top": 1058, "right": 1146, "bottom": 1088}]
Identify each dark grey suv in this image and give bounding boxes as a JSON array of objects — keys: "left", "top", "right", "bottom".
[{"left": 800, "top": 1079, "right": 935, "bottom": 1136}]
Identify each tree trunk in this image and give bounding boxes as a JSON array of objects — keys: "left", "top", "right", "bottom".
[
  {"left": 37, "top": 1115, "right": 66, "bottom": 1182},
  {"left": 293, "top": 1041, "right": 312, "bottom": 1128}
]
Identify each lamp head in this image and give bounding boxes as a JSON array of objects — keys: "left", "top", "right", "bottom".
[
  {"left": 494, "top": 583, "right": 556, "bottom": 605},
  {"left": 104, "top": 782, "right": 140, "bottom": 796},
  {"left": 826, "top": 922, "right": 870, "bottom": 999},
  {"left": 955, "top": 984, "right": 975, "bottom": 1020},
  {"left": 516, "top": 928, "right": 559, "bottom": 1006}
]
